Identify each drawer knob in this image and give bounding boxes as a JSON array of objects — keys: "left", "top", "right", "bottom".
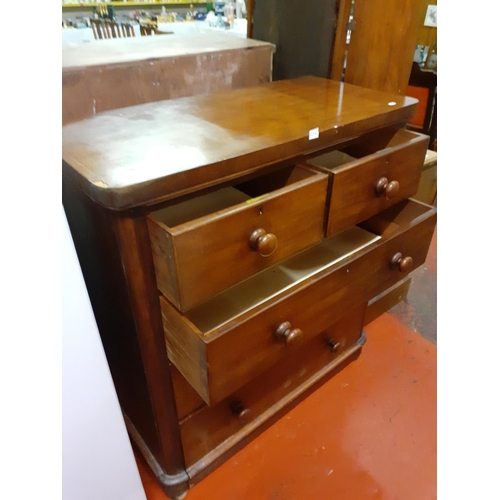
[
  {"left": 249, "top": 228, "right": 278, "bottom": 257},
  {"left": 327, "top": 338, "right": 342, "bottom": 352},
  {"left": 230, "top": 401, "right": 250, "bottom": 421},
  {"left": 275, "top": 321, "right": 303, "bottom": 346},
  {"left": 391, "top": 252, "right": 414, "bottom": 273},
  {"left": 375, "top": 177, "right": 400, "bottom": 199}
]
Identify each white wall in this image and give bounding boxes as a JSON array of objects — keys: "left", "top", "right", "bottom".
[{"left": 62, "top": 207, "right": 147, "bottom": 500}]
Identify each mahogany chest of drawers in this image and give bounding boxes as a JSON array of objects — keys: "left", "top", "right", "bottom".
[{"left": 62, "top": 76, "right": 436, "bottom": 499}]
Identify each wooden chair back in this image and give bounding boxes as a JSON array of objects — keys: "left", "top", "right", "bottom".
[
  {"left": 105, "top": 20, "right": 121, "bottom": 39},
  {"left": 121, "top": 22, "right": 135, "bottom": 38},
  {"left": 140, "top": 24, "right": 157, "bottom": 36},
  {"left": 90, "top": 19, "right": 106, "bottom": 40},
  {"left": 91, "top": 19, "right": 137, "bottom": 40}
]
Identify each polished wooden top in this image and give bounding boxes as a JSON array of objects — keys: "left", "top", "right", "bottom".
[
  {"left": 62, "top": 77, "right": 418, "bottom": 210},
  {"left": 62, "top": 33, "right": 273, "bottom": 71}
]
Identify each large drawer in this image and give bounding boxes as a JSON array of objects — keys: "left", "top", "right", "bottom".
[
  {"left": 148, "top": 164, "right": 328, "bottom": 312},
  {"left": 307, "top": 128, "right": 429, "bottom": 237},
  {"left": 180, "top": 304, "right": 367, "bottom": 471},
  {"left": 160, "top": 199, "right": 437, "bottom": 406}
]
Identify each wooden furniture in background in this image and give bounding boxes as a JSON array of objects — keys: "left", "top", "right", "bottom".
[
  {"left": 90, "top": 18, "right": 106, "bottom": 40},
  {"left": 105, "top": 20, "right": 121, "bottom": 38},
  {"left": 330, "top": 0, "right": 430, "bottom": 95},
  {"left": 120, "top": 22, "right": 136, "bottom": 37},
  {"left": 246, "top": 0, "right": 255, "bottom": 37},
  {"left": 139, "top": 24, "right": 173, "bottom": 36},
  {"left": 90, "top": 19, "right": 129, "bottom": 40},
  {"left": 329, "top": 0, "right": 352, "bottom": 81},
  {"left": 343, "top": 0, "right": 424, "bottom": 94},
  {"left": 63, "top": 77, "right": 436, "bottom": 499},
  {"left": 62, "top": 34, "right": 274, "bottom": 125}
]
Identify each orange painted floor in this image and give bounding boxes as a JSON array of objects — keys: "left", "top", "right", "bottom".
[{"left": 136, "top": 230, "right": 437, "bottom": 500}]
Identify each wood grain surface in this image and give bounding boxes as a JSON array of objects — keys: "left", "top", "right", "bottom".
[
  {"left": 308, "top": 128, "right": 429, "bottom": 236},
  {"left": 147, "top": 165, "right": 328, "bottom": 311},
  {"left": 343, "top": 0, "right": 425, "bottom": 95},
  {"left": 62, "top": 77, "right": 418, "bottom": 210},
  {"left": 160, "top": 200, "right": 436, "bottom": 405}
]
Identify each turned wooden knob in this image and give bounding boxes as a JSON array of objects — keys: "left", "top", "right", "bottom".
[
  {"left": 385, "top": 180, "right": 400, "bottom": 199},
  {"left": 249, "top": 228, "right": 278, "bottom": 257},
  {"left": 327, "top": 338, "right": 342, "bottom": 352},
  {"left": 390, "top": 252, "right": 413, "bottom": 273},
  {"left": 375, "top": 177, "right": 400, "bottom": 199},
  {"left": 230, "top": 401, "right": 250, "bottom": 420},
  {"left": 275, "top": 321, "right": 303, "bottom": 346}
]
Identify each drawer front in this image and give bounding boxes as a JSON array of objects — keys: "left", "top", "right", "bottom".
[
  {"left": 308, "top": 129, "right": 429, "bottom": 236},
  {"left": 161, "top": 200, "right": 437, "bottom": 407},
  {"left": 180, "top": 304, "right": 367, "bottom": 469},
  {"left": 148, "top": 165, "right": 328, "bottom": 312}
]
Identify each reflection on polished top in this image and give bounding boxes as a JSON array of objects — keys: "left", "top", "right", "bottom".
[{"left": 62, "top": 76, "right": 418, "bottom": 209}]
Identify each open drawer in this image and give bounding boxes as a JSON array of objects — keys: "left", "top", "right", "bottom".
[
  {"left": 160, "top": 199, "right": 437, "bottom": 406},
  {"left": 180, "top": 304, "right": 367, "bottom": 471},
  {"left": 307, "top": 128, "right": 429, "bottom": 237},
  {"left": 147, "top": 164, "right": 328, "bottom": 312}
]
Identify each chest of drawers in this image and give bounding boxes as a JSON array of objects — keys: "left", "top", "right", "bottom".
[{"left": 62, "top": 77, "right": 436, "bottom": 499}]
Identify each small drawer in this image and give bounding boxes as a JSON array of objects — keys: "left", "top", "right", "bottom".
[
  {"left": 180, "top": 304, "right": 367, "bottom": 470},
  {"left": 160, "top": 199, "right": 436, "bottom": 407},
  {"left": 147, "top": 164, "right": 328, "bottom": 312},
  {"left": 307, "top": 128, "right": 429, "bottom": 237}
]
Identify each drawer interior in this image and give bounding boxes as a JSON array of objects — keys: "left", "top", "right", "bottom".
[
  {"left": 149, "top": 165, "right": 317, "bottom": 231},
  {"left": 150, "top": 187, "right": 250, "bottom": 228},
  {"left": 308, "top": 128, "right": 423, "bottom": 172},
  {"left": 185, "top": 226, "right": 380, "bottom": 333},
  {"left": 184, "top": 199, "right": 435, "bottom": 334},
  {"left": 345, "top": 128, "right": 422, "bottom": 157},
  {"left": 358, "top": 199, "right": 435, "bottom": 238}
]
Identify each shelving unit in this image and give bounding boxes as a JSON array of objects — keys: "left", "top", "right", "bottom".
[{"left": 63, "top": 1, "right": 205, "bottom": 9}]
